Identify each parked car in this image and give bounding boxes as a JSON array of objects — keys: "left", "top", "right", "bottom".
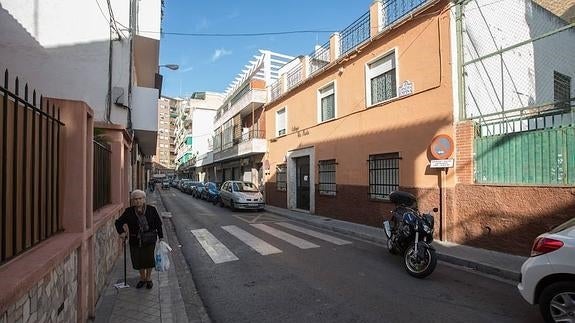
[
  {"left": 193, "top": 182, "right": 206, "bottom": 198},
  {"left": 161, "top": 180, "right": 170, "bottom": 190},
  {"left": 201, "top": 182, "right": 220, "bottom": 204},
  {"left": 183, "top": 181, "right": 201, "bottom": 195},
  {"left": 219, "top": 180, "right": 264, "bottom": 211},
  {"left": 517, "top": 217, "right": 575, "bottom": 323}
]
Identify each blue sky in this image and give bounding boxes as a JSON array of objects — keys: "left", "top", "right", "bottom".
[{"left": 159, "top": 0, "right": 373, "bottom": 98}]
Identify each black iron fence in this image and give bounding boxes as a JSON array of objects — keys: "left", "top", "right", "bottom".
[
  {"left": 93, "top": 140, "right": 111, "bottom": 210},
  {"left": 1, "top": 69, "right": 63, "bottom": 265}
]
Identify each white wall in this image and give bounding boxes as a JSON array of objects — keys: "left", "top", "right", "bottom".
[
  {"left": 0, "top": 0, "right": 159, "bottom": 124},
  {"left": 463, "top": 0, "right": 575, "bottom": 120},
  {"left": 132, "top": 86, "right": 160, "bottom": 131},
  {"left": 192, "top": 108, "right": 217, "bottom": 156}
]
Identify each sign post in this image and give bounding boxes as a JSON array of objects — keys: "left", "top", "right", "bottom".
[{"left": 429, "top": 134, "right": 455, "bottom": 241}]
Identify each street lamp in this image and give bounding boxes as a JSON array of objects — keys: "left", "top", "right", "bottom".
[{"left": 159, "top": 64, "right": 179, "bottom": 71}]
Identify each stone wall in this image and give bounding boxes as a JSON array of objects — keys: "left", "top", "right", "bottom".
[
  {"left": 95, "top": 217, "right": 121, "bottom": 296},
  {"left": 1, "top": 249, "right": 78, "bottom": 323}
]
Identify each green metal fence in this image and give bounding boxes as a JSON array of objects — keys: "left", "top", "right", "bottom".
[{"left": 475, "top": 126, "right": 575, "bottom": 185}]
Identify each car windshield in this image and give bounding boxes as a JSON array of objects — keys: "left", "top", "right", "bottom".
[
  {"left": 207, "top": 183, "right": 217, "bottom": 189},
  {"left": 549, "top": 217, "right": 575, "bottom": 234},
  {"left": 234, "top": 182, "right": 259, "bottom": 192}
]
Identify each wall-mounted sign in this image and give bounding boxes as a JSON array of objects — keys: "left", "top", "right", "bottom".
[
  {"left": 430, "top": 159, "right": 454, "bottom": 168},
  {"left": 398, "top": 80, "right": 414, "bottom": 97},
  {"left": 430, "top": 134, "right": 454, "bottom": 160}
]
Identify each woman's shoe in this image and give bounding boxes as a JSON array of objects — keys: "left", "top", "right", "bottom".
[
  {"left": 136, "top": 281, "right": 146, "bottom": 289},
  {"left": 146, "top": 281, "right": 153, "bottom": 289}
]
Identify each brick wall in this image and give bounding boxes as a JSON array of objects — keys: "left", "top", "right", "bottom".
[
  {"left": 455, "top": 121, "right": 476, "bottom": 184},
  {"left": 265, "top": 182, "right": 287, "bottom": 209}
]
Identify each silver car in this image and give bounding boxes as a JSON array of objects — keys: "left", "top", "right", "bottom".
[{"left": 220, "top": 180, "right": 264, "bottom": 211}]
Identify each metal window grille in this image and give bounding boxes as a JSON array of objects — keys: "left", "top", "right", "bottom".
[
  {"left": 368, "top": 153, "right": 400, "bottom": 200},
  {"left": 554, "top": 71, "right": 571, "bottom": 110},
  {"left": 318, "top": 159, "right": 337, "bottom": 195},
  {"left": 93, "top": 140, "right": 111, "bottom": 211},
  {"left": 1, "top": 69, "right": 63, "bottom": 265},
  {"left": 276, "top": 164, "right": 287, "bottom": 191}
]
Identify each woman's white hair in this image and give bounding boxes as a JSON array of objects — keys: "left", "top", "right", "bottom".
[{"left": 130, "top": 189, "right": 146, "bottom": 199}]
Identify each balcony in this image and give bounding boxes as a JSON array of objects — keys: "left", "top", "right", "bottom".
[
  {"left": 213, "top": 130, "right": 266, "bottom": 162},
  {"left": 214, "top": 88, "right": 267, "bottom": 129}
]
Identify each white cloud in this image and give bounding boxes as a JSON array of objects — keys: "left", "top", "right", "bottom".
[
  {"left": 211, "top": 48, "right": 232, "bottom": 62},
  {"left": 180, "top": 66, "right": 194, "bottom": 73}
]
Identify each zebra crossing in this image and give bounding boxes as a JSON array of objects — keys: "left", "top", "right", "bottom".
[{"left": 190, "top": 222, "right": 352, "bottom": 264}]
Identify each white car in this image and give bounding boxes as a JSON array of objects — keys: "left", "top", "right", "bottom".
[
  {"left": 517, "top": 217, "right": 575, "bottom": 323},
  {"left": 219, "top": 180, "right": 264, "bottom": 211}
]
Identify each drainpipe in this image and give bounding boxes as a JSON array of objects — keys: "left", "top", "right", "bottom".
[
  {"left": 127, "top": 0, "right": 135, "bottom": 131},
  {"left": 456, "top": 1, "right": 465, "bottom": 119}
]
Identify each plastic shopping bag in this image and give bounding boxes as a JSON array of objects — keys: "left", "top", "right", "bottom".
[{"left": 154, "top": 240, "right": 172, "bottom": 272}]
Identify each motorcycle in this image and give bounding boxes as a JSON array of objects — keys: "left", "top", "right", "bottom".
[{"left": 383, "top": 191, "right": 438, "bottom": 278}]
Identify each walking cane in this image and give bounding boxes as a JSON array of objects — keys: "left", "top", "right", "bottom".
[{"left": 114, "top": 237, "right": 130, "bottom": 289}]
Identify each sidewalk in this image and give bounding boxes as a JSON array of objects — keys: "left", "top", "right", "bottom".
[
  {"left": 92, "top": 190, "right": 192, "bottom": 323},
  {"left": 264, "top": 205, "right": 527, "bottom": 282}
]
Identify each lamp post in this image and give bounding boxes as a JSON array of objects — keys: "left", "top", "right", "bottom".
[{"left": 159, "top": 64, "right": 179, "bottom": 71}]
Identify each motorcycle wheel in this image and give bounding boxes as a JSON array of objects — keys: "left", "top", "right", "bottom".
[{"left": 403, "top": 244, "right": 437, "bottom": 279}]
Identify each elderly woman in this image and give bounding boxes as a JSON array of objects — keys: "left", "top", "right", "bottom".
[{"left": 115, "top": 190, "right": 164, "bottom": 289}]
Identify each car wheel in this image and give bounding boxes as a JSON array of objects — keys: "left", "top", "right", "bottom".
[{"left": 539, "top": 281, "right": 575, "bottom": 323}]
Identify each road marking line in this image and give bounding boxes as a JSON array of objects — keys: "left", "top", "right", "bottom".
[
  {"left": 222, "top": 225, "right": 282, "bottom": 255},
  {"left": 275, "top": 222, "right": 352, "bottom": 245},
  {"left": 190, "top": 229, "right": 238, "bottom": 264},
  {"left": 251, "top": 224, "right": 319, "bottom": 249},
  {"left": 250, "top": 214, "right": 263, "bottom": 223}
]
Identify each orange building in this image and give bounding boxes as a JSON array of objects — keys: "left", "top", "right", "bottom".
[
  {"left": 263, "top": 0, "right": 575, "bottom": 256},
  {"left": 264, "top": 0, "right": 454, "bottom": 233}
]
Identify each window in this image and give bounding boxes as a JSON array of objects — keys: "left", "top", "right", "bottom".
[
  {"left": 368, "top": 152, "right": 400, "bottom": 200},
  {"left": 554, "top": 71, "right": 571, "bottom": 110},
  {"left": 276, "top": 108, "right": 286, "bottom": 136},
  {"left": 318, "top": 159, "right": 337, "bottom": 195},
  {"left": 366, "top": 52, "right": 397, "bottom": 106},
  {"left": 318, "top": 83, "right": 335, "bottom": 122},
  {"left": 222, "top": 119, "right": 233, "bottom": 148},
  {"left": 276, "top": 164, "right": 287, "bottom": 191}
]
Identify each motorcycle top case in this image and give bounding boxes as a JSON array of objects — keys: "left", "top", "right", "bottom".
[{"left": 389, "top": 191, "right": 417, "bottom": 207}]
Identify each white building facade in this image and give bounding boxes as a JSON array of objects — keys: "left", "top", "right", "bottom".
[{"left": 175, "top": 92, "right": 223, "bottom": 177}]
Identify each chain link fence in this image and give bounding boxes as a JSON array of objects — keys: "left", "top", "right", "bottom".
[{"left": 462, "top": 0, "right": 575, "bottom": 136}]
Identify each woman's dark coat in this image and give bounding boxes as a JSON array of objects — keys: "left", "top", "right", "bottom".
[{"left": 115, "top": 205, "right": 164, "bottom": 246}]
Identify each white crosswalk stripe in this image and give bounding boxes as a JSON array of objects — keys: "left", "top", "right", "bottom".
[
  {"left": 191, "top": 229, "right": 239, "bottom": 264},
  {"left": 222, "top": 225, "right": 282, "bottom": 255},
  {"left": 275, "top": 222, "right": 352, "bottom": 245},
  {"left": 250, "top": 224, "right": 320, "bottom": 249}
]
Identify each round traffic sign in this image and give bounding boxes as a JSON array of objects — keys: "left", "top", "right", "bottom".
[{"left": 430, "top": 134, "right": 454, "bottom": 160}]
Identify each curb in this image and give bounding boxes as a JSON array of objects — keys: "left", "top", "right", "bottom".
[{"left": 264, "top": 206, "right": 522, "bottom": 282}]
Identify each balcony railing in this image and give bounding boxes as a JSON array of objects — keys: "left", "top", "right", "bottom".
[
  {"left": 214, "top": 88, "right": 266, "bottom": 128},
  {"left": 340, "top": 11, "right": 370, "bottom": 56},
  {"left": 266, "top": 1, "right": 433, "bottom": 103},
  {"left": 309, "top": 41, "right": 331, "bottom": 75},
  {"left": 286, "top": 64, "right": 304, "bottom": 90},
  {"left": 382, "top": 0, "right": 427, "bottom": 28}
]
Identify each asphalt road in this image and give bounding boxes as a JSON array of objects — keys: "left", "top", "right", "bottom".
[{"left": 160, "top": 189, "right": 541, "bottom": 323}]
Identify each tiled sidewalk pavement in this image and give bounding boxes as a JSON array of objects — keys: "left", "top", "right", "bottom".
[{"left": 92, "top": 190, "right": 189, "bottom": 323}]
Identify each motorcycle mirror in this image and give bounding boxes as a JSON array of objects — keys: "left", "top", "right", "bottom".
[{"left": 433, "top": 207, "right": 439, "bottom": 212}]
